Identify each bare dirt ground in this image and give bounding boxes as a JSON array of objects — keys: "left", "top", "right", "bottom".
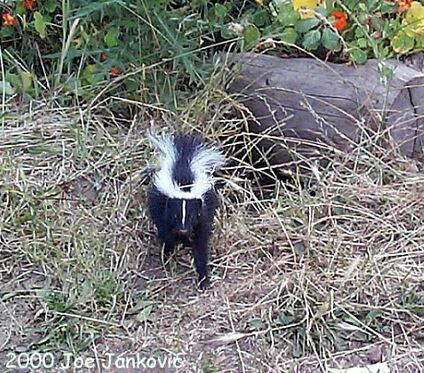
[{"left": 1, "top": 99, "right": 423, "bottom": 372}]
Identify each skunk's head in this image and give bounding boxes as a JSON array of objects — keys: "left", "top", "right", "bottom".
[
  {"left": 148, "top": 132, "right": 226, "bottom": 237},
  {"left": 166, "top": 198, "right": 202, "bottom": 238}
]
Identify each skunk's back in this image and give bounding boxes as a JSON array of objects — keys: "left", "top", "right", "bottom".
[{"left": 172, "top": 134, "right": 204, "bottom": 189}]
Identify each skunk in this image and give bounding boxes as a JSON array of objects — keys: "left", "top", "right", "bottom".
[{"left": 148, "top": 132, "right": 226, "bottom": 289}]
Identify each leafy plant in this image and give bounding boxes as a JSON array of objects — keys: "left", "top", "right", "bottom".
[
  {"left": 1, "top": 0, "right": 423, "bottom": 108},
  {"left": 1, "top": 0, "right": 239, "bottom": 106}
]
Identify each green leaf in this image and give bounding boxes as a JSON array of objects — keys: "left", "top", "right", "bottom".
[
  {"left": 5, "top": 73, "right": 20, "bottom": 91},
  {"left": 367, "top": 0, "right": 379, "bottom": 12},
  {"left": 354, "top": 27, "right": 367, "bottom": 38},
  {"left": 253, "top": 10, "right": 269, "bottom": 27},
  {"left": 64, "top": 78, "right": 81, "bottom": 92},
  {"left": 280, "top": 28, "right": 298, "bottom": 44},
  {"left": 125, "top": 77, "right": 138, "bottom": 92},
  {"left": 20, "top": 72, "right": 33, "bottom": 92},
  {"left": 0, "top": 81, "right": 15, "bottom": 96},
  {"left": 277, "top": 5, "right": 299, "bottom": 27},
  {"left": 42, "top": 14, "right": 53, "bottom": 24},
  {"left": 272, "top": 0, "right": 287, "bottom": 7},
  {"left": 16, "top": 1, "right": 26, "bottom": 15},
  {"left": 321, "top": 28, "right": 339, "bottom": 50},
  {"left": 214, "top": 3, "right": 228, "bottom": 18},
  {"left": 243, "top": 24, "right": 261, "bottom": 46},
  {"left": 380, "top": 65, "right": 394, "bottom": 80},
  {"left": 377, "top": 44, "right": 390, "bottom": 59},
  {"left": 220, "top": 25, "right": 234, "bottom": 39},
  {"left": 248, "top": 318, "right": 264, "bottom": 329},
  {"left": 34, "top": 12, "right": 47, "bottom": 39},
  {"left": 44, "top": 0, "right": 59, "bottom": 13},
  {"left": 295, "top": 18, "right": 320, "bottom": 33},
  {"left": 81, "top": 64, "right": 100, "bottom": 85},
  {"left": 357, "top": 13, "right": 368, "bottom": 24},
  {"left": 358, "top": 3, "right": 368, "bottom": 12},
  {"left": 391, "top": 31, "right": 415, "bottom": 54},
  {"left": 104, "top": 27, "right": 119, "bottom": 48},
  {"left": 381, "top": 1, "right": 397, "bottom": 13},
  {"left": 28, "top": 145, "right": 58, "bottom": 155},
  {"left": 357, "top": 37, "right": 369, "bottom": 48},
  {"left": 416, "top": 34, "right": 424, "bottom": 49},
  {"left": 314, "top": 6, "right": 329, "bottom": 17},
  {"left": 276, "top": 314, "right": 293, "bottom": 326},
  {"left": 371, "top": 16, "right": 384, "bottom": 31},
  {"left": 136, "top": 305, "right": 153, "bottom": 323},
  {"left": 302, "top": 29, "right": 321, "bottom": 50},
  {"left": 0, "top": 27, "right": 14, "bottom": 38},
  {"left": 349, "top": 48, "right": 368, "bottom": 64},
  {"left": 364, "top": 309, "right": 382, "bottom": 326}
]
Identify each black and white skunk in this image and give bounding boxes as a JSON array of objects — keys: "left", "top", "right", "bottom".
[{"left": 147, "top": 132, "right": 226, "bottom": 289}]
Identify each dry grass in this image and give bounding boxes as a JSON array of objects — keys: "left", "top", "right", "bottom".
[{"left": 0, "top": 79, "right": 423, "bottom": 373}]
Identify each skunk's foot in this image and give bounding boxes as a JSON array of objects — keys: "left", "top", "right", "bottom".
[{"left": 198, "top": 276, "right": 210, "bottom": 290}]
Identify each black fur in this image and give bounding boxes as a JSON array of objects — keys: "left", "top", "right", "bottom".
[
  {"left": 148, "top": 134, "right": 221, "bottom": 289},
  {"left": 172, "top": 134, "right": 201, "bottom": 190}
]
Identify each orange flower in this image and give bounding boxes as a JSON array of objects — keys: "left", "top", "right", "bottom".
[
  {"left": 2, "top": 11, "right": 19, "bottom": 27},
  {"left": 110, "top": 66, "right": 121, "bottom": 76},
  {"left": 397, "top": 0, "right": 412, "bottom": 13},
  {"left": 23, "top": 0, "right": 36, "bottom": 10},
  {"left": 331, "top": 11, "right": 348, "bottom": 31}
]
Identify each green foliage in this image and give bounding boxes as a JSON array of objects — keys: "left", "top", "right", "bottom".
[
  {"left": 34, "top": 11, "right": 47, "bottom": 39},
  {"left": 1, "top": 0, "right": 241, "bottom": 107},
  {"left": 1, "top": 0, "right": 424, "bottom": 108},
  {"left": 302, "top": 29, "right": 321, "bottom": 50},
  {"left": 321, "top": 27, "right": 339, "bottom": 49},
  {"left": 243, "top": 24, "right": 261, "bottom": 46}
]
